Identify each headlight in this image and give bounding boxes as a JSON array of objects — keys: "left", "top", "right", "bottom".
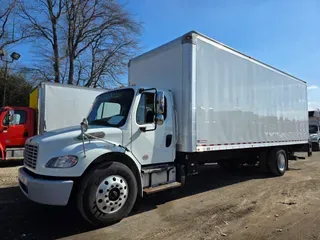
[{"left": 46, "top": 155, "right": 78, "bottom": 168}]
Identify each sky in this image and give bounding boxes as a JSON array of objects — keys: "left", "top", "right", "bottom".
[{"left": 12, "top": 0, "right": 320, "bottom": 110}]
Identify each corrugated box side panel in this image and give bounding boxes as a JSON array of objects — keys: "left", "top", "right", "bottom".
[
  {"left": 195, "top": 36, "right": 308, "bottom": 151},
  {"left": 43, "top": 83, "right": 106, "bottom": 131},
  {"left": 129, "top": 39, "right": 193, "bottom": 151}
]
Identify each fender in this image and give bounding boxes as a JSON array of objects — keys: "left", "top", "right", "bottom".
[
  {"left": 81, "top": 142, "right": 143, "bottom": 197},
  {"left": 0, "top": 143, "right": 5, "bottom": 160}
]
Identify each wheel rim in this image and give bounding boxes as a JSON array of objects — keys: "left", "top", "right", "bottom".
[
  {"left": 95, "top": 175, "right": 129, "bottom": 214},
  {"left": 277, "top": 153, "right": 286, "bottom": 172}
]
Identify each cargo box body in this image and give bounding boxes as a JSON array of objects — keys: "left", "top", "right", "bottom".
[
  {"left": 129, "top": 31, "right": 309, "bottom": 153},
  {"left": 30, "top": 82, "right": 106, "bottom": 134}
]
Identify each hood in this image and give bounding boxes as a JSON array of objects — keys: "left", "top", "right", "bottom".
[
  {"left": 25, "top": 125, "right": 123, "bottom": 175},
  {"left": 309, "top": 133, "right": 319, "bottom": 138},
  {"left": 27, "top": 125, "right": 123, "bottom": 146}
]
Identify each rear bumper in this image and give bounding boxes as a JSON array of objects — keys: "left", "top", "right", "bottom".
[{"left": 18, "top": 167, "right": 74, "bottom": 206}]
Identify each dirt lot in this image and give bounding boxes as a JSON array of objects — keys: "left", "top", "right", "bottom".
[{"left": 1, "top": 153, "right": 320, "bottom": 240}]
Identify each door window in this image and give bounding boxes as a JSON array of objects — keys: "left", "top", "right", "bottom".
[
  {"left": 136, "top": 92, "right": 167, "bottom": 125},
  {"left": 2, "top": 110, "right": 27, "bottom": 126}
]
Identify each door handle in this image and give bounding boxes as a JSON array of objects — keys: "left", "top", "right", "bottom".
[
  {"left": 23, "top": 131, "right": 28, "bottom": 138},
  {"left": 166, "top": 134, "right": 172, "bottom": 147}
]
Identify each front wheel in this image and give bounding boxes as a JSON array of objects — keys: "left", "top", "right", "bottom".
[{"left": 77, "top": 162, "right": 138, "bottom": 226}]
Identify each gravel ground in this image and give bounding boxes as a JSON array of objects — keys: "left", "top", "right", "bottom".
[{"left": 0, "top": 153, "right": 320, "bottom": 240}]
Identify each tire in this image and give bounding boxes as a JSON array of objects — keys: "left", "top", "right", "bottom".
[
  {"left": 77, "top": 162, "right": 138, "bottom": 226},
  {"left": 268, "top": 148, "right": 287, "bottom": 176}
]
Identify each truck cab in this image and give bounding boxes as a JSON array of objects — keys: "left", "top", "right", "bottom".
[
  {"left": 18, "top": 87, "right": 177, "bottom": 226},
  {"left": 0, "top": 106, "right": 35, "bottom": 160},
  {"left": 309, "top": 124, "right": 320, "bottom": 151},
  {"left": 309, "top": 110, "right": 320, "bottom": 151}
]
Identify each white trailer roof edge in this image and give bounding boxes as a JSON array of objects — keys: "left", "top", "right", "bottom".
[
  {"left": 129, "top": 30, "right": 306, "bottom": 85},
  {"left": 39, "top": 81, "right": 108, "bottom": 93}
]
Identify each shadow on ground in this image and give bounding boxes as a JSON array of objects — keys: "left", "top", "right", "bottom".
[
  {"left": 0, "top": 164, "right": 277, "bottom": 239},
  {"left": 0, "top": 160, "right": 23, "bottom": 168}
]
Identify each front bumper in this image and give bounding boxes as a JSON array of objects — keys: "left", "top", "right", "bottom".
[{"left": 18, "top": 167, "right": 74, "bottom": 206}]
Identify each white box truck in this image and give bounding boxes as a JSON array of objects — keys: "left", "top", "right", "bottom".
[{"left": 18, "top": 31, "right": 309, "bottom": 226}]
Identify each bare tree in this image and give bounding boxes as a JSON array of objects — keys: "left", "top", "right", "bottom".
[
  {"left": 0, "top": 0, "right": 29, "bottom": 49},
  {"left": 83, "top": 34, "right": 135, "bottom": 88},
  {"left": 64, "top": 0, "right": 141, "bottom": 86},
  {"left": 18, "top": 0, "right": 141, "bottom": 87},
  {"left": 19, "top": 0, "right": 65, "bottom": 83}
]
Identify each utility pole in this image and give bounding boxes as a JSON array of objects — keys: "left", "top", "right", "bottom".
[{"left": 3, "top": 61, "right": 8, "bottom": 107}]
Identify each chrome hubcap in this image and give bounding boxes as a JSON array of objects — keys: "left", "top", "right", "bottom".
[
  {"left": 277, "top": 153, "right": 286, "bottom": 172},
  {"left": 96, "top": 175, "right": 129, "bottom": 214}
]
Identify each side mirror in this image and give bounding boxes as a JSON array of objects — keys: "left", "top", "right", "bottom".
[
  {"left": 8, "top": 110, "right": 15, "bottom": 125},
  {"left": 156, "top": 92, "right": 165, "bottom": 114},
  {"left": 155, "top": 114, "right": 164, "bottom": 126},
  {"left": 81, "top": 118, "right": 88, "bottom": 133}
]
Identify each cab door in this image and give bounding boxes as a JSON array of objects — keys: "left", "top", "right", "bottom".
[
  {"left": 0, "top": 108, "right": 29, "bottom": 147},
  {"left": 130, "top": 90, "right": 175, "bottom": 165}
]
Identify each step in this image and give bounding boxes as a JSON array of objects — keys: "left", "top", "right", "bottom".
[
  {"left": 142, "top": 164, "right": 174, "bottom": 174},
  {"left": 144, "top": 182, "right": 182, "bottom": 194}
]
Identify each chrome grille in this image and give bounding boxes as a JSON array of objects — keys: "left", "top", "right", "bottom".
[{"left": 24, "top": 144, "right": 38, "bottom": 169}]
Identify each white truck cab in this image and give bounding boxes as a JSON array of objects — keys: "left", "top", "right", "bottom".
[
  {"left": 19, "top": 86, "right": 178, "bottom": 225},
  {"left": 18, "top": 31, "right": 309, "bottom": 226}
]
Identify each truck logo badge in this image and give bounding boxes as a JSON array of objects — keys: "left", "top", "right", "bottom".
[{"left": 142, "top": 155, "right": 149, "bottom": 160}]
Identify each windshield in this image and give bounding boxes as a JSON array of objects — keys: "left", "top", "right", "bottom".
[
  {"left": 309, "top": 125, "right": 318, "bottom": 134},
  {"left": 87, "top": 88, "right": 135, "bottom": 127}
]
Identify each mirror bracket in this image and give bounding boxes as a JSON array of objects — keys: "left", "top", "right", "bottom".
[{"left": 156, "top": 92, "right": 165, "bottom": 115}]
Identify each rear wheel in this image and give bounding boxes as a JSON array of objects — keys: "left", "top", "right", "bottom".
[
  {"left": 268, "top": 148, "right": 287, "bottom": 176},
  {"left": 77, "top": 162, "right": 138, "bottom": 226}
]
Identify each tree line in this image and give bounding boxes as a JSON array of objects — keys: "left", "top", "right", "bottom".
[{"left": 0, "top": 0, "right": 142, "bottom": 102}]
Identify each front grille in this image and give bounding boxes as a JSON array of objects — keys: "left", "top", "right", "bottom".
[{"left": 24, "top": 144, "right": 38, "bottom": 169}]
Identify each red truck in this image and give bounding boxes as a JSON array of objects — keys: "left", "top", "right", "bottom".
[
  {"left": 0, "top": 82, "right": 105, "bottom": 161},
  {"left": 0, "top": 106, "right": 35, "bottom": 160}
]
